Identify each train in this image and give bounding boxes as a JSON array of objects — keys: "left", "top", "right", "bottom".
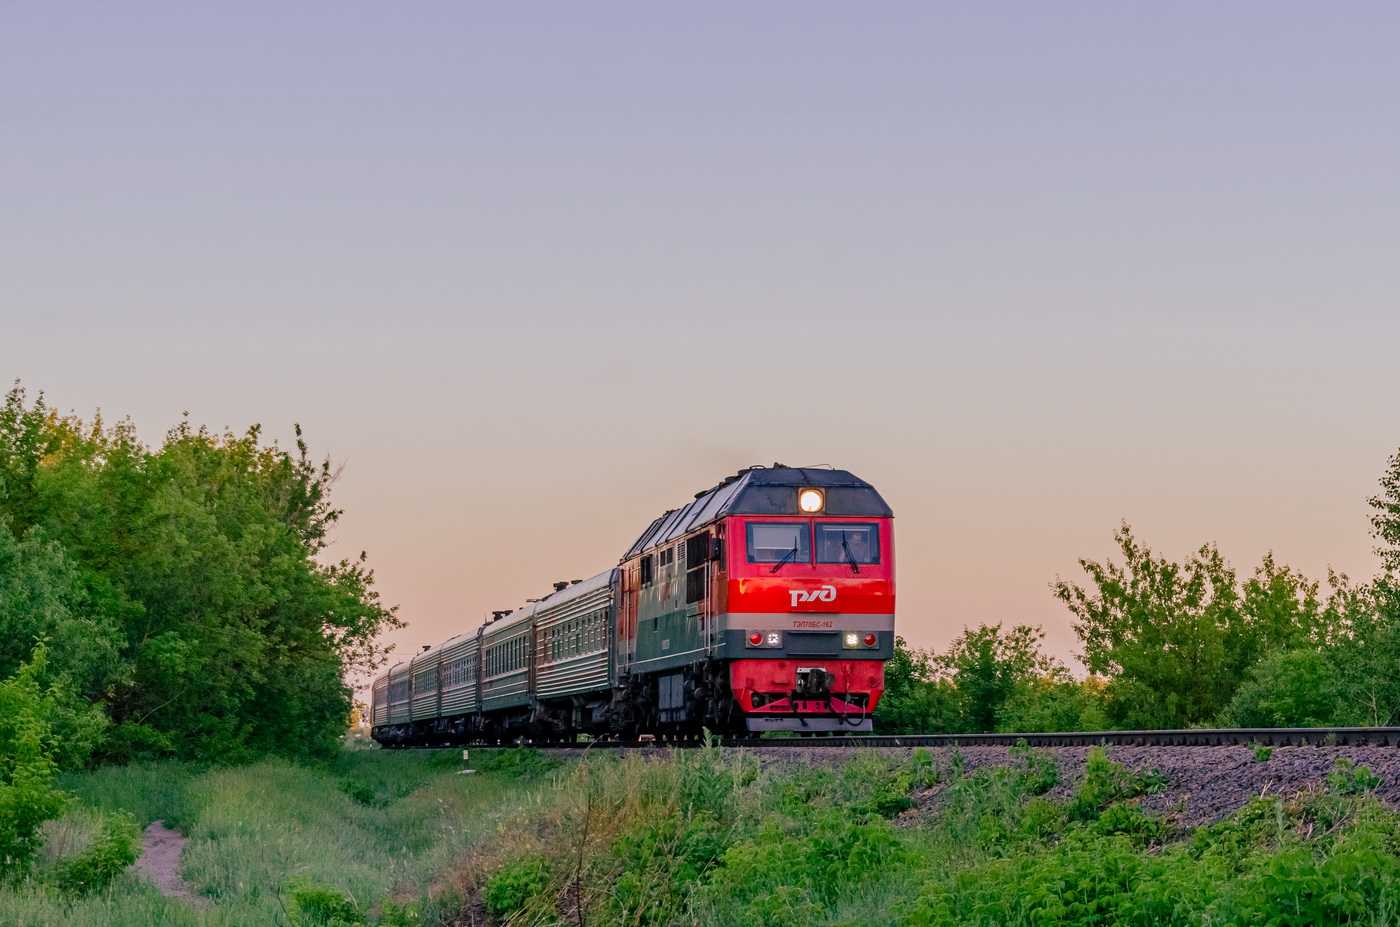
[{"left": 369, "top": 465, "right": 895, "bottom": 744}]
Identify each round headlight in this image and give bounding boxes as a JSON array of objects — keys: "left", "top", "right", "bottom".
[{"left": 799, "top": 489, "right": 824, "bottom": 513}]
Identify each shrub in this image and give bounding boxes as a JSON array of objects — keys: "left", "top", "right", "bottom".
[
  {"left": 49, "top": 810, "right": 140, "bottom": 894},
  {"left": 837, "top": 751, "right": 921, "bottom": 817},
  {"left": 1007, "top": 740, "right": 1058, "bottom": 795},
  {"left": 1222, "top": 648, "right": 1339, "bottom": 728},
  {"left": 336, "top": 777, "right": 379, "bottom": 807},
  {"left": 0, "top": 646, "right": 71, "bottom": 877},
  {"left": 1215, "top": 808, "right": 1400, "bottom": 926},
  {"left": 473, "top": 746, "right": 557, "bottom": 779},
  {"left": 285, "top": 878, "right": 365, "bottom": 926},
  {"left": 1068, "top": 746, "right": 1164, "bottom": 822},
  {"left": 1328, "top": 757, "right": 1381, "bottom": 795},
  {"left": 483, "top": 853, "right": 550, "bottom": 916},
  {"left": 609, "top": 811, "right": 729, "bottom": 925},
  {"left": 376, "top": 900, "right": 420, "bottom": 926},
  {"left": 702, "top": 810, "right": 918, "bottom": 921}
]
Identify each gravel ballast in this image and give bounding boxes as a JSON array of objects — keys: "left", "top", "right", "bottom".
[{"left": 734, "top": 743, "right": 1400, "bottom": 828}]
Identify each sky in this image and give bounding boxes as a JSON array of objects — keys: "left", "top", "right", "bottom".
[{"left": 3, "top": 3, "right": 1398, "bottom": 677}]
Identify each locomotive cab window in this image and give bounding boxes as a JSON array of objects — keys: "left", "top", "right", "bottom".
[
  {"left": 815, "top": 523, "right": 881, "bottom": 564},
  {"left": 746, "top": 523, "right": 811, "bottom": 563}
]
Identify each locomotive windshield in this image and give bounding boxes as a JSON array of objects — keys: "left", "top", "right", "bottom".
[
  {"left": 815, "top": 523, "right": 881, "bottom": 564},
  {"left": 746, "top": 521, "right": 882, "bottom": 565},
  {"left": 746, "top": 523, "right": 811, "bottom": 563}
]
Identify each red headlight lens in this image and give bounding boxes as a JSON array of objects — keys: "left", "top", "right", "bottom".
[
  {"left": 748, "top": 633, "right": 763, "bottom": 646},
  {"left": 864, "top": 634, "right": 877, "bottom": 646}
]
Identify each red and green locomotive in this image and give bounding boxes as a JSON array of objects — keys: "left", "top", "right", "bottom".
[{"left": 370, "top": 466, "right": 894, "bottom": 743}]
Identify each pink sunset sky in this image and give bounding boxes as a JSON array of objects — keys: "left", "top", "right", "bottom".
[{"left": 4, "top": 3, "right": 1398, "bottom": 677}]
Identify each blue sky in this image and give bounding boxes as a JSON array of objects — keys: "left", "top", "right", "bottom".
[{"left": 4, "top": 3, "right": 1398, "bottom": 668}]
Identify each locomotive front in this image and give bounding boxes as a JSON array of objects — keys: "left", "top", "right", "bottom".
[
  {"left": 719, "top": 478, "right": 893, "bottom": 732},
  {"left": 620, "top": 467, "right": 894, "bottom": 735}
]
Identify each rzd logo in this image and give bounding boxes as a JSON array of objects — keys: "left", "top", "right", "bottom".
[{"left": 790, "top": 585, "right": 837, "bottom": 607}]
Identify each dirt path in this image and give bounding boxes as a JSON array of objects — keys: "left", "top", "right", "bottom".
[{"left": 133, "top": 820, "right": 208, "bottom": 908}]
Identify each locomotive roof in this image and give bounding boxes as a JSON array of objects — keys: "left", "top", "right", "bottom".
[{"left": 623, "top": 466, "right": 892, "bottom": 558}]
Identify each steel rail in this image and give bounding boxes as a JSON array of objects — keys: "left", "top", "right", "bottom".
[{"left": 475, "top": 727, "right": 1400, "bottom": 750}]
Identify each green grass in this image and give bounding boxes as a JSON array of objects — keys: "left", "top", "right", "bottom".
[
  {"left": 59, "top": 760, "right": 204, "bottom": 828},
  {"left": 0, "top": 742, "right": 552, "bottom": 926},
  {"left": 12, "top": 741, "right": 1400, "bottom": 926},
  {"left": 444, "top": 745, "right": 1400, "bottom": 927}
]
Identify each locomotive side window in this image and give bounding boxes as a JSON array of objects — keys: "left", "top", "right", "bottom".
[
  {"left": 746, "top": 523, "right": 811, "bottom": 563},
  {"left": 640, "top": 555, "right": 654, "bottom": 586},
  {"left": 815, "top": 523, "right": 881, "bottom": 564}
]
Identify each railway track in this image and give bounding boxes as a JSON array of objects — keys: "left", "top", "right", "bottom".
[{"left": 498, "top": 727, "right": 1400, "bottom": 750}]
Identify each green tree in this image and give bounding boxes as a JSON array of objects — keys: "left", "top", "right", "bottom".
[
  {"left": 875, "top": 627, "right": 1083, "bottom": 734},
  {"left": 937, "top": 624, "right": 1057, "bottom": 733},
  {"left": 1318, "top": 577, "right": 1400, "bottom": 726},
  {"left": 0, "top": 385, "right": 401, "bottom": 764},
  {"left": 0, "top": 645, "right": 72, "bottom": 876},
  {"left": 0, "top": 526, "right": 117, "bottom": 766},
  {"left": 997, "top": 672, "right": 1109, "bottom": 734},
  {"left": 1221, "top": 648, "right": 1339, "bottom": 728},
  {"left": 1054, "top": 524, "right": 1325, "bottom": 728},
  {"left": 873, "top": 637, "right": 957, "bottom": 734},
  {"left": 1371, "top": 447, "right": 1400, "bottom": 572}
]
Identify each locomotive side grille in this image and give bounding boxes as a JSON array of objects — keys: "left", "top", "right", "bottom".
[
  {"left": 685, "top": 534, "right": 709, "bottom": 566},
  {"left": 685, "top": 565, "right": 707, "bottom": 604},
  {"left": 685, "top": 533, "right": 711, "bottom": 604}
]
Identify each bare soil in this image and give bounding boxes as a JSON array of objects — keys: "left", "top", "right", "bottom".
[{"left": 132, "top": 820, "right": 209, "bottom": 908}]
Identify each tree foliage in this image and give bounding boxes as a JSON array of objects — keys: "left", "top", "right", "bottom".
[
  {"left": 1220, "top": 648, "right": 1338, "bottom": 728},
  {"left": 0, "top": 385, "right": 400, "bottom": 764},
  {"left": 936, "top": 624, "right": 1057, "bottom": 733},
  {"left": 1048, "top": 440, "right": 1400, "bottom": 731},
  {"left": 885, "top": 443, "right": 1400, "bottom": 737},
  {"left": 0, "top": 645, "right": 71, "bottom": 876},
  {"left": 875, "top": 628, "right": 1105, "bottom": 735},
  {"left": 1371, "top": 447, "right": 1400, "bottom": 573},
  {"left": 1052, "top": 524, "right": 1330, "bottom": 728},
  {"left": 873, "top": 637, "right": 957, "bottom": 734}
]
